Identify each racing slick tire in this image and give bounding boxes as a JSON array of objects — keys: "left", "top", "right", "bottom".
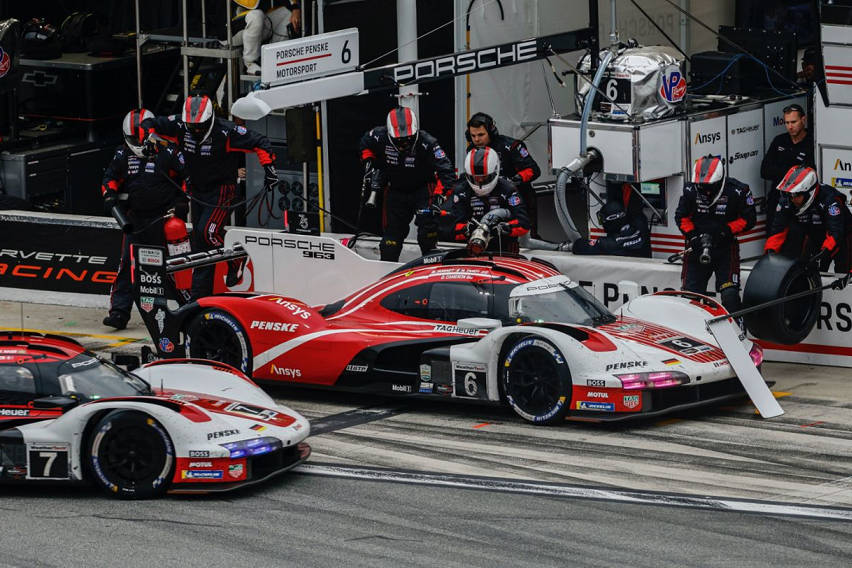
[
  {"left": 742, "top": 254, "right": 822, "bottom": 345},
  {"left": 501, "top": 336, "right": 572, "bottom": 425},
  {"left": 86, "top": 410, "right": 175, "bottom": 499},
  {"left": 185, "top": 308, "right": 253, "bottom": 375}
]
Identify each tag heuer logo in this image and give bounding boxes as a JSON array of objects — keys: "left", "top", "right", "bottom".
[
  {"left": 140, "top": 296, "right": 155, "bottom": 312},
  {"left": 623, "top": 395, "right": 640, "bottom": 409}
]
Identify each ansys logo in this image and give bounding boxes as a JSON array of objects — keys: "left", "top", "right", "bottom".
[
  {"left": 694, "top": 131, "right": 721, "bottom": 145},
  {"left": 834, "top": 158, "right": 852, "bottom": 171}
]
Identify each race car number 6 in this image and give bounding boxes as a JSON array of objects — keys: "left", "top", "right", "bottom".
[{"left": 464, "top": 372, "right": 478, "bottom": 396}]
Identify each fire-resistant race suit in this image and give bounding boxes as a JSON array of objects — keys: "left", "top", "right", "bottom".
[
  {"left": 466, "top": 134, "right": 541, "bottom": 235},
  {"left": 143, "top": 114, "right": 276, "bottom": 298},
  {"left": 359, "top": 126, "right": 456, "bottom": 261},
  {"left": 675, "top": 178, "right": 756, "bottom": 313},
  {"left": 765, "top": 184, "right": 852, "bottom": 273},
  {"left": 449, "top": 177, "right": 530, "bottom": 254},
  {"left": 760, "top": 129, "right": 814, "bottom": 230},
  {"left": 572, "top": 201, "right": 650, "bottom": 257},
  {"left": 102, "top": 144, "right": 188, "bottom": 326}
]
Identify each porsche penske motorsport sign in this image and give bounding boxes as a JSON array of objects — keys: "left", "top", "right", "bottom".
[{"left": 261, "top": 28, "right": 359, "bottom": 85}]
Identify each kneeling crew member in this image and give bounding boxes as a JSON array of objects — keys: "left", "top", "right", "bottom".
[
  {"left": 764, "top": 165, "right": 852, "bottom": 273},
  {"left": 675, "top": 155, "right": 756, "bottom": 315},
  {"left": 572, "top": 200, "right": 651, "bottom": 257},
  {"left": 450, "top": 147, "right": 530, "bottom": 254}
]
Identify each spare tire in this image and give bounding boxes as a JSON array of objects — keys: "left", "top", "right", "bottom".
[{"left": 742, "top": 253, "right": 822, "bottom": 345}]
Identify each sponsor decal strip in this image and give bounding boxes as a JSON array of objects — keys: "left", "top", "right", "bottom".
[{"left": 297, "top": 464, "right": 852, "bottom": 522}]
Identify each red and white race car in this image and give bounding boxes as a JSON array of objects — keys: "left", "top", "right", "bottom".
[
  {"left": 0, "top": 332, "right": 310, "bottom": 498},
  {"left": 134, "top": 239, "right": 767, "bottom": 425}
]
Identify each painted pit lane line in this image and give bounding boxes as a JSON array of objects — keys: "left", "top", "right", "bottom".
[
  {"left": 308, "top": 405, "right": 412, "bottom": 435},
  {"left": 296, "top": 464, "right": 852, "bottom": 522}
]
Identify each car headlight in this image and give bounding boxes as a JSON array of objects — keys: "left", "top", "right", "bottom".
[
  {"left": 615, "top": 371, "right": 690, "bottom": 390},
  {"left": 220, "top": 436, "right": 282, "bottom": 458}
]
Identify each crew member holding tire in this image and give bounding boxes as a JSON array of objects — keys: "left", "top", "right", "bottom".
[
  {"left": 675, "top": 155, "right": 756, "bottom": 315},
  {"left": 142, "top": 94, "right": 279, "bottom": 299},
  {"left": 101, "top": 108, "right": 189, "bottom": 330},
  {"left": 764, "top": 165, "right": 852, "bottom": 274},
  {"left": 359, "top": 107, "right": 456, "bottom": 261},
  {"left": 466, "top": 112, "right": 542, "bottom": 237},
  {"left": 450, "top": 147, "right": 530, "bottom": 254}
]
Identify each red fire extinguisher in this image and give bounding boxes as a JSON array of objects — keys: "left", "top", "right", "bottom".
[{"left": 164, "top": 214, "right": 192, "bottom": 292}]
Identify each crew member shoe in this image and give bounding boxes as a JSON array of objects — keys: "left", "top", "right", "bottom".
[
  {"left": 246, "top": 62, "right": 261, "bottom": 76},
  {"left": 102, "top": 311, "right": 129, "bottom": 330}
]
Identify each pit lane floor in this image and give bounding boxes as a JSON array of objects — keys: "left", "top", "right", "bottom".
[{"left": 2, "top": 300, "right": 852, "bottom": 510}]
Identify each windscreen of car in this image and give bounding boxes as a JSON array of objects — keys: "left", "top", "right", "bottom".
[
  {"left": 494, "top": 275, "right": 616, "bottom": 326},
  {"left": 46, "top": 355, "right": 153, "bottom": 400},
  {"left": 380, "top": 280, "right": 492, "bottom": 321}
]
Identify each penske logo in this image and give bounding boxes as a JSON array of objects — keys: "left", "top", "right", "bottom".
[{"left": 250, "top": 321, "right": 299, "bottom": 332}]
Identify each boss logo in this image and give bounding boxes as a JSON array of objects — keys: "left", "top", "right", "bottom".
[{"left": 139, "top": 272, "right": 162, "bottom": 285}]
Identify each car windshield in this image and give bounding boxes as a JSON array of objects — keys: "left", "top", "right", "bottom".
[
  {"left": 53, "top": 355, "right": 153, "bottom": 400},
  {"left": 502, "top": 275, "right": 616, "bottom": 327}
]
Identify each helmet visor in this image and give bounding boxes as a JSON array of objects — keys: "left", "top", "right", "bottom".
[
  {"left": 186, "top": 118, "right": 212, "bottom": 139},
  {"left": 696, "top": 180, "right": 722, "bottom": 197},
  {"left": 392, "top": 134, "right": 416, "bottom": 152},
  {"left": 465, "top": 172, "right": 498, "bottom": 187}
]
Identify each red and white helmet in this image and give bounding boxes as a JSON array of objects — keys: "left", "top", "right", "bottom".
[
  {"left": 182, "top": 95, "right": 215, "bottom": 142},
  {"left": 691, "top": 154, "right": 726, "bottom": 204},
  {"left": 777, "top": 165, "right": 818, "bottom": 212},
  {"left": 464, "top": 147, "right": 501, "bottom": 197},
  {"left": 122, "top": 108, "right": 154, "bottom": 158},
  {"left": 386, "top": 107, "right": 419, "bottom": 153}
]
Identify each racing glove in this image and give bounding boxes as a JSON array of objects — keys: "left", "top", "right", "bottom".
[
  {"left": 718, "top": 224, "right": 733, "bottom": 241},
  {"left": 142, "top": 131, "right": 161, "bottom": 157},
  {"left": 509, "top": 174, "right": 523, "bottom": 185},
  {"left": 263, "top": 164, "right": 279, "bottom": 193}
]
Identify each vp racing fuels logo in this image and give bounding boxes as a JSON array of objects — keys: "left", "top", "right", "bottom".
[{"left": 659, "top": 66, "right": 686, "bottom": 103}]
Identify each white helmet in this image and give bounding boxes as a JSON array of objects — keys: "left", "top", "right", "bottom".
[
  {"left": 464, "top": 147, "right": 500, "bottom": 197},
  {"left": 690, "top": 154, "right": 726, "bottom": 205},
  {"left": 777, "top": 165, "right": 818, "bottom": 212},
  {"left": 122, "top": 108, "right": 154, "bottom": 158},
  {"left": 386, "top": 107, "right": 419, "bottom": 153},
  {"left": 182, "top": 95, "right": 215, "bottom": 142}
]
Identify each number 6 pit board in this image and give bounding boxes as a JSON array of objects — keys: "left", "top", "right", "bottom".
[{"left": 262, "top": 28, "right": 359, "bottom": 86}]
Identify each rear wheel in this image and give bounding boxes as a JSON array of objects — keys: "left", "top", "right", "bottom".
[
  {"left": 185, "top": 308, "right": 252, "bottom": 375},
  {"left": 87, "top": 410, "right": 174, "bottom": 499},
  {"left": 501, "top": 336, "right": 572, "bottom": 425}
]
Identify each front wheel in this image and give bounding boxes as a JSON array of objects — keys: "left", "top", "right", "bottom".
[
  {"left": 501, "top": 336, "right": 572, "bottom": 425},
  {"left": 185, "top": 308, "right": 253, "bottom": 375},
  {"left": 87, "top": 410, "right": 175, "bottom": 499}
]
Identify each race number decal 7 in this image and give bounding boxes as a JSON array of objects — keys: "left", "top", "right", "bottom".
[{"left": 26, "top": 444, "right": 71, "bottom": 479}]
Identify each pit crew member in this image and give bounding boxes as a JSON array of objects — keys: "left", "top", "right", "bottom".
[
  {"left": 466, "top": 111, "right": 541, "bottom": 237},
  {"left": 359, "top": 107, "right": 456, "bottom": 261},
  {"left": 760, "top": 103, "right": 814, "bottom": 231},
  {"left": 572, "top": 200, "right": 651, "bottom": 257},
  {"left": 101, "top": 108, "right": 188, "bottom": 330},
  {"left": 764, "top": 165, "right": 852, "bottom": 274},
  {"left": 142, "top": 94, "right": 279, "bottom": 299},
  {"left": 675, "top": 155, "right": 756, "bottom": 315},
  {"left": 450, "top": 147, "right": 530, "bottom": 254}
]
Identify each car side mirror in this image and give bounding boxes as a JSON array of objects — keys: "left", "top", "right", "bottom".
[
  {"left": 456, "top": 317, "right": 502, "bottom": 332},
  {"left": 30, "top": 395, "right": 80, "bottom": 411},
  {"left": 112, "top": 353, "right": 140, "bottom": 371}
]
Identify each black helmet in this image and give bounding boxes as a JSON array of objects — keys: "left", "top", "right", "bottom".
[{"left": 598, "top": 200, "right": 627, "bottom": 232}]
